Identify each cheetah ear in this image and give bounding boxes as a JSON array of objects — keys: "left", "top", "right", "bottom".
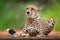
[{"left": 37, "top": 7, "right": 42, "bottom": 13}]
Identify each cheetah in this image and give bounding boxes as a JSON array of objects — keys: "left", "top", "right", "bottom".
[{"left": 20, "top": 5, "right": 55, "bottom": 37}]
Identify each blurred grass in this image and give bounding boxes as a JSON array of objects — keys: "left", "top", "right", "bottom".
[{"left": 0, "top": 0, "right": 60, "bottom": 31}]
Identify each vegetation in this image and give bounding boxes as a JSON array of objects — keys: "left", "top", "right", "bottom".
[{"left": 0, "top": 0, "right": 60, "bottom": 31}]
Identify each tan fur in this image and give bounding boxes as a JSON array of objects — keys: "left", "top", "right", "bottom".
[
  {"left": 26, "top": 5, "right": 39, "bottom": 12},
  {"left": 20, "top": 5, "right": 55, "bottom": 37}
]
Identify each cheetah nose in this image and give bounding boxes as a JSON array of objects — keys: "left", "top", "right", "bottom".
[{"left": 27, "top": 12, "right": 30, "bottom": 15}]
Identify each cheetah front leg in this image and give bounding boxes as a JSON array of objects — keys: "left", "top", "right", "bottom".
[
  {"left": 20, "top": 32, "right": 28, "bottom": 37},
  {"left": 36, "top": 30, "right": 47, "bottom": 37},
  {"left": 36, "top": 34, "right": 46, "bottom": 37},
  {"left": 36, "top": 33, "right": 46, "bottom": 37},
  {"left": 20, "top": 27, "right": 28, "bottom": 37}
]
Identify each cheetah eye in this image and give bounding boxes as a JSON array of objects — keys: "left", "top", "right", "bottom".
[
  {"left": 31, "top": 8, "right": 34, "bottom": 10},
  {"left": 26, "top": 8, "right": 28, "bottom": 9}
]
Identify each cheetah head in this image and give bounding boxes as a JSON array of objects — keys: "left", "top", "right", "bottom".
[{"left": 26, "top": 5, "right": 39, "bottom": 19}]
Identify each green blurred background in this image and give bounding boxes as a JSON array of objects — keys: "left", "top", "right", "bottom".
[{"left": 0, "top": 0, "right": 60, "bottom": 31}]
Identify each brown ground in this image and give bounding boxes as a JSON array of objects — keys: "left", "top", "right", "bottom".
[{"left": 0, "top": 30, "right": 60, "bottom": 38}]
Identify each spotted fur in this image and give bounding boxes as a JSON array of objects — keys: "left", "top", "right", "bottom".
[{"left": 20, "top": 5, "right": 55, "bottom": 37}]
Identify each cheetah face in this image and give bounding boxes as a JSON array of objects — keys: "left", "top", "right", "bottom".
[{"left": 26, "top": 5, "right": 39, "bottom": 19}]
